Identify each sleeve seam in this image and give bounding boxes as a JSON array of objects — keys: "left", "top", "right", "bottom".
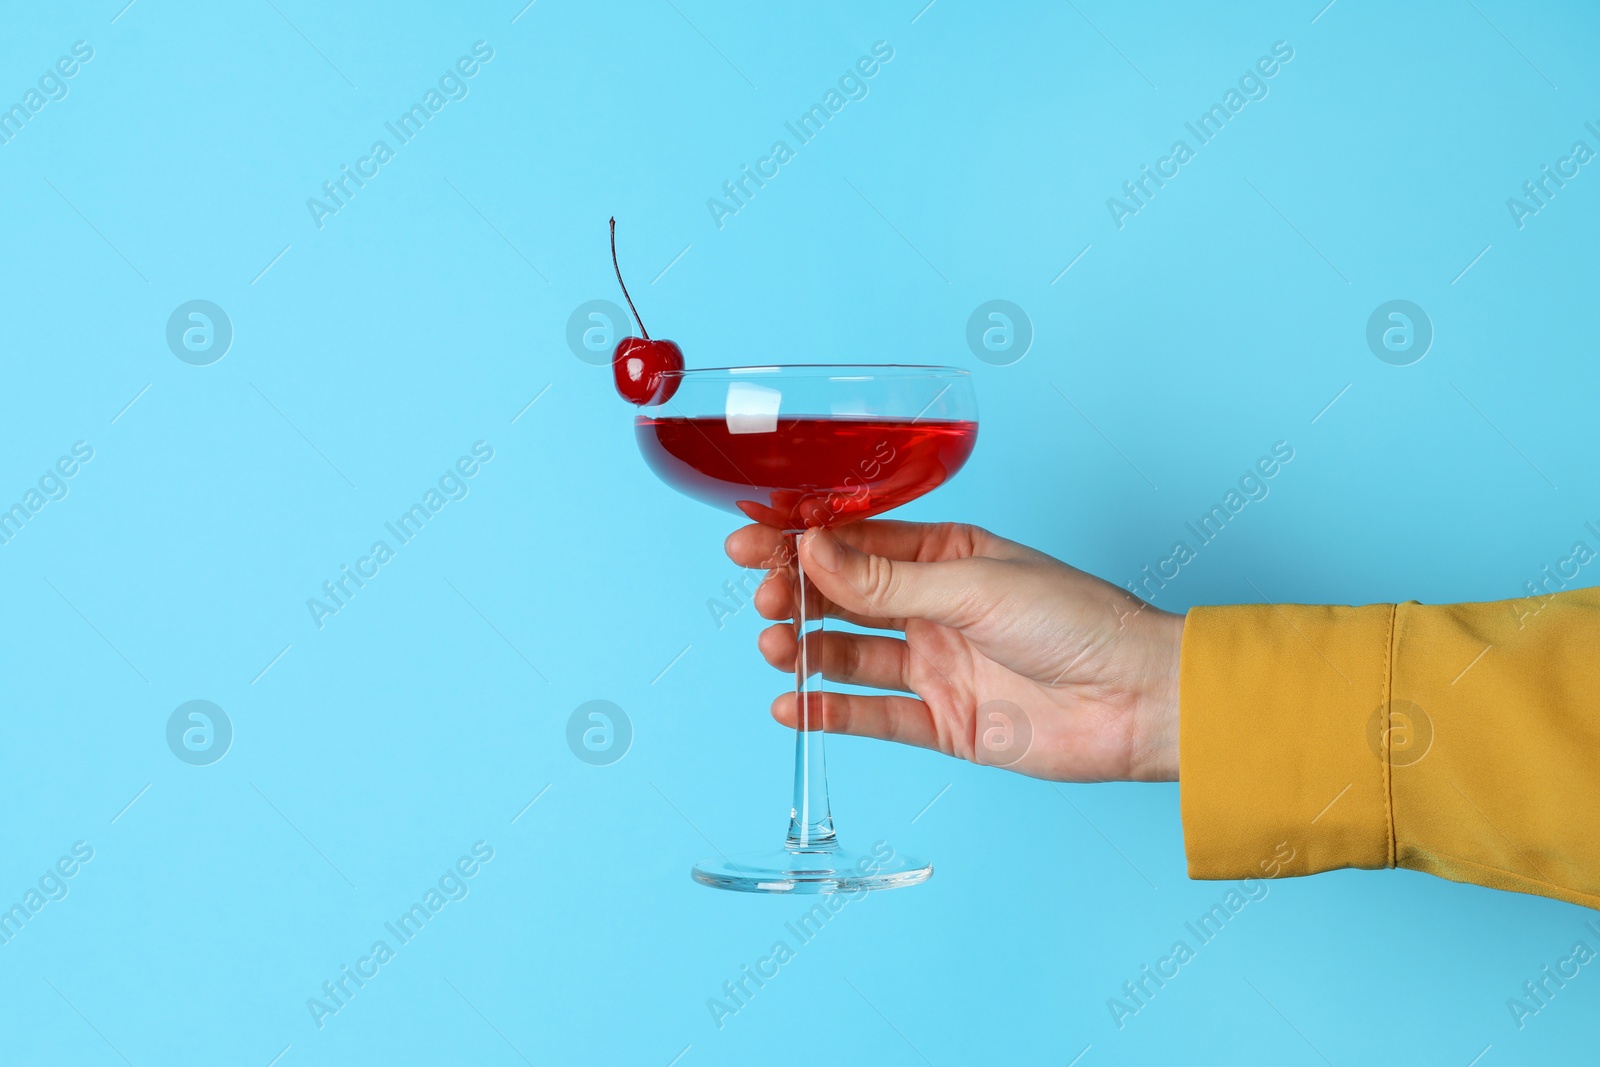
[{"left": 1383, "top": 603, "right": 1398, "bottom": 870}]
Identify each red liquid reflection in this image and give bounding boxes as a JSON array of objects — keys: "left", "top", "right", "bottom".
[{"left": 636, "top": 416, "right": 978, "bottom": 529}]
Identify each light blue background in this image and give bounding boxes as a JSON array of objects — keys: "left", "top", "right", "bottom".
[{"left": 1, "top": 0, "right": 1596, "bottom": 1063}]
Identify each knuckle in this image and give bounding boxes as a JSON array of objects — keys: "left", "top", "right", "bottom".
[
  {"left": 825, "top": 695, "right": 848, "bottom": 734},
  {"left": 937, "top": 716, "right": 968, "bottom": 760},
  {"left": 929, "top": 521, "right": 986, "bottom": 561},
  {"left": 836, "top": 635, "right": 858, "bottom": 681},
  {"left": 861, "top": 553, "right": 899, "bottom": 609}
]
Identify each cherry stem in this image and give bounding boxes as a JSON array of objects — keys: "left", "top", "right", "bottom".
[{"left": 609, "top": 217, "right": 649, "bottom": 340}]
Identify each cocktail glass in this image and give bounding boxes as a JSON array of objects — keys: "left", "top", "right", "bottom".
[{"left": 636, "top": 365, "right": 979, "bottom": 893}]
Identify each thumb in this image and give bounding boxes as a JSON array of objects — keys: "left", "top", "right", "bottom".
[{"left": 799, "top": 528, "right": 991, "bottom": 627}]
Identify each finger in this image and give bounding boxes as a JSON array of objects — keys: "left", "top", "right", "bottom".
[
  {"left": 725, "top": 519, "right": 1025, "bottom": 571},
  {"left": 753, "top": 574, "right": 791, "bottom": 620},
  {"left": 756, "top": 622, "right": 791, "bottom": 669},
  {"left": 756, "top": 626, "right": 913, "bottom": 692},
  {"left": 771, "top": 691, "right": 943, "bottom": 752},
  {"left": 724, "top": 524, "right": 790, "bottom": 569},
  {"left": 800, "top": 527, "right": 1000, "bottom": 628},
  {"left": 827, "top": 519, "right": 1031, "bottom": 564},
  {"left": 753, "top": 571, "right": 905, "bottom": 631}
]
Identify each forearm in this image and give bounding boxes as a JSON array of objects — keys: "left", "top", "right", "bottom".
[{"left": 1178, "top": 587, "right": 1600, "bottom": 910}]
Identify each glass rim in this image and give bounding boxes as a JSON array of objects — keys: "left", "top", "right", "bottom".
[{"left": 655, "top": 363, "right": 972, "bottom": 381}]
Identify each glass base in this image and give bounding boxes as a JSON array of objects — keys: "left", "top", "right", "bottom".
[{"left": 692, "top": 841, "right": 932, "bottom": 894}]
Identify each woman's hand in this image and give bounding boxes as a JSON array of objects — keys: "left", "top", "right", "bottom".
[{"left": 726, "top": 520, "right": 1183, "bottom": 782}]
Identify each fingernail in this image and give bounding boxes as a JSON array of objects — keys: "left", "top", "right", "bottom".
[{"left": 806, "top": 529, "right": 841, "bottom": 572}]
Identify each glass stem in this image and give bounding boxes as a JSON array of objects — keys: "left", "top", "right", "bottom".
[{"left": 785, "top": 530, "right": 837, "bottom": 850}]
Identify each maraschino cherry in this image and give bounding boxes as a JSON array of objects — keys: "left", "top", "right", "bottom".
[{"left": 609, "top": 218, "right": 683, "bottom": 405}]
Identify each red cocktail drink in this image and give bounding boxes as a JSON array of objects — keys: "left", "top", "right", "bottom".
[{"left": 636, "top": 415, "right": 978, "bottom": 529}]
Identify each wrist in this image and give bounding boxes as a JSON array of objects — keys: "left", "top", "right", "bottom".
[{"left": 1131, "top": 608, "right": 1184, "bottom": 782}]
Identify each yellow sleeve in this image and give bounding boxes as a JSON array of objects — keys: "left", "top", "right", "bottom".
[{"left": 1178, "top": 587, "right": 1600, "bottom": 910}]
